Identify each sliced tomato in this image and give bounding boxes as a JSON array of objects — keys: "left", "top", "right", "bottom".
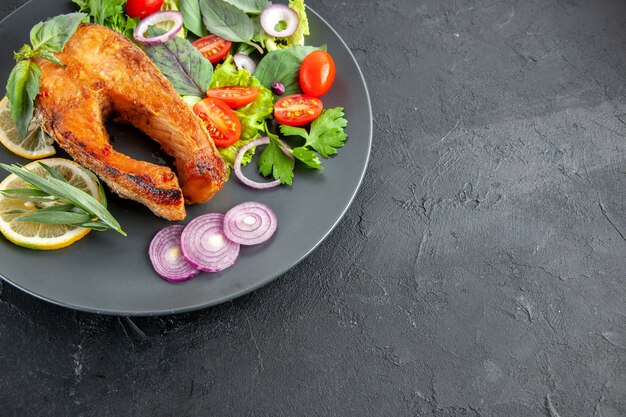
[
  {"left": 192, "top": 35, "right": 232, "bottom": 63},
  {"left": 274, "top": 94, "right": 323, "bottom": 127},
  {"left": 193, "top": 97, "right": 241, "bottom": 147},
  {"left": 299, "top": 50, "right": 336, "bottom": 97},
  {"left": 126, "top": 0, "right": 164, "bottom": 18},
  {"left": 206, "top": 87, "right": 260, "bottom": 109}
]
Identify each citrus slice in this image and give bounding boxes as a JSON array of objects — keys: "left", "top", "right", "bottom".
[
  {"left": 0, "top": 96, "right": 56, "bottom": 159},
  {"left": 0, "top": 158, "right": 104, "bottom": 250}
]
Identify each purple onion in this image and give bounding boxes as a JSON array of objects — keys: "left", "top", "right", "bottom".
[
  {"left": 180, "top": 213, "right": 240, "bottom": 272},
  {"left": 223, "top": 202, "right": 278, "bottom": 245},
  {"left": 149, "top": 225, "right": 199, "bottom": 282},
  {"left": 271, "top": 82, "right": 286, "bottom": 95}
]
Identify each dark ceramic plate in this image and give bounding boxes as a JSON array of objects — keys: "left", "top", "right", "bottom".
[{"left": 0, "top": 0, "right": 371, "bottom": 315}]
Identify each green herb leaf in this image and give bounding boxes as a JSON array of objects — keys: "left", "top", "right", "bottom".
[
  {"left": 280, "top": 107, "right": 348, "bottom": 158},
  {"left": 33, "top": 49, "right": 64, "bottom": 67},
  {"left": 254, "top": 45, "right": 319, "bottom": 96},
  {"left": 15, "top": 211, "right": 93, "bottom": 226},
  {"left": 144, "top": 27, "right": 213, "bottom": 97},
  {"left": 0, "top": 163, "right": 125, "bottom": 235},
  {"left": 291, "top": 146, "right": 323, "bottom": 169},
  {"left": 73, "top": 0, "right": 137, "bottom": 38},
  {"left": 258, "top": 136, "right": 294, "bottom": 185},
  {"left": 30, "top": 12, "right": 87, "bottom": 52},
  {"left": 180, "top": 0, "right": 207, "bottom": 37},
  {"left": 200, "top": 0, "right": 255, "bottom": 43},
  {"left": 39, "top": 162, "right": 69, "bottom": 182},
  {"left": 222, "top": 0, "right": 270, "bottom": 13},
  {"left": 0, "top": 188, "right": 50, "bottom": 197},
  {"left": 6, "top": 60, "right": 41, "bottom": 138}
]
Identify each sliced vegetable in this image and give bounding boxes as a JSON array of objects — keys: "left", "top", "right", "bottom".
[
  {"left": 126, "top": 0, "right": 165, "bottom": 18},
  {"left": 180, "top": 213, "right": 240, "bottom": 272},
  {"left": 299, "top": 50, "right": 336, "bottom": 97},
  {"left": 193, "top": 97, "right": 242, "bottom": 147},
  {"left": 260, "top": 4, "right": 299, "bottom": 37},
  {"left": 192, "top": 35, "right": 232, "bottom": 63},
  {"left": 223, "top": 201, "right": 277, "bottom": 245},
  {"left": 280, "top": 106, "right": 347, "bottom": 157},
  {"left": 234, "top": 136, "right": 293, "bottom": 189},
  {"left": 133, "top": 11, "right": 183, "bottom": 44},
  {"left": 149, "top": 225, "right": 199, "bottom": 282},
  {"left": 206, "top": 86, "right": 260, "bottom": 109},
  {"left": 274, "top": 94, "right": 323, "bottom": 126},
  {"left": 271, "top": 82, "right": 285, "bottom": 95},
  {"left": 233, "top": 53, "right": 257, "bottom": 74}
]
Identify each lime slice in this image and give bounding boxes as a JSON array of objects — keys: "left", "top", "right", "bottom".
[
  {"left": 0, "top": 96, "right": 56, "bottom": 159},
  {"left": 0, "top": 158, "right": 103, "bottom": 250}
]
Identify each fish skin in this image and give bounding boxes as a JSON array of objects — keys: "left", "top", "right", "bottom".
[{"left": 34, "top": 24, "right": 226, "bottom": 221}]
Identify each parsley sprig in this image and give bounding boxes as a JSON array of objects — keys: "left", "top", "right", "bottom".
[
  {"left": 0, "top": 162, "right": 125, "bottom": 235},
  {"left": 258, "top": 107, "right": 348, "bottom": 185}
]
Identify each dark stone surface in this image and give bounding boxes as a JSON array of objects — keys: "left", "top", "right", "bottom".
[{"left": 1, "top": 0, "right": 625, "bottom": 416}]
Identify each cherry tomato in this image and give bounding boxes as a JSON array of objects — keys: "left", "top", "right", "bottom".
[
  {"left": 206, "top": 87, "right": 260, "bottom": 109},
  {"left": 192, "top": 35, "right": 232, "bottom": 63},
  {"left": 126, "top": 0, "right": 164, "bottom": 19},
  {"left": 299, "top": 50, "right": 336, "bottom": 97},
  {"left": 193, "top": 97, "right": 241, "bottom": 147},
  {"left": 274, "top": 94, "right": 323, "bottom": 127}
]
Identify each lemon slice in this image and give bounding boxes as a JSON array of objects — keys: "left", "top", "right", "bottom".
[
  {"left": 0, "top": 96, "right": 56, "bottom": 159},
  {"left": 0, "top": 158, "right": 103, "bottom": 250}
]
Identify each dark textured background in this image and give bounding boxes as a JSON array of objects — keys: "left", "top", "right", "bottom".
[{"left": 1, "top": 0, "right": 625, "bottom": 416}]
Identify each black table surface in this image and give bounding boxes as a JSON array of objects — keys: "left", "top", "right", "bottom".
[{"left": 1, "top": 0, "right": 625, "bottom": 416}]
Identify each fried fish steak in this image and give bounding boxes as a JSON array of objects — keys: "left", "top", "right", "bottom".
[{"left": 34, "top": 24, "right": 226, "bottom": 221}]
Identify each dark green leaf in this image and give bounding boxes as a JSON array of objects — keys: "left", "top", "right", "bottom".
[
  {"left": 254, "top": 45, "right": 319, "bottom": 95},
  {"left": 33, "top": 49, "right": 64, "bottom": 67},
  {"left": 33, "top": 203, "right": 76, "bottom": 213},
  {"left": 292, "top": 146, "right": 323, "bottom": 169},
  {"left": 15, "top": 210, "right": 92, "bottom": 226},
  {"left": 78, "top": 221, "right": 110, "bottom": 231},
  {"left": 0, "top": 188, "right": 50, "bottom": 197},
  {"left": 180, "top": 0, "right": 207, "bottom": 37},
  {"left": 200, "top": 0, "right": 255, "bottom": 43},
  {"left": 306, "top": 107, "right": 348, "bottom": 157},
  {"left": 39, "top": 162, "right": 69, "bottom": 183},
  {"left": 145, "top": 27, "right": 213, "bottom": 97},
  {"left": 222, "top": 0, "right": 270, "bottom": 13},
  {"left": 73, "top": 0, "right": 137, "bottom": 38},
  {"left": 5, "top": 60, "right": 42, "bottom": 138},
  {"left": 30, "top": 12, "right": 86, "bottom": 52}
]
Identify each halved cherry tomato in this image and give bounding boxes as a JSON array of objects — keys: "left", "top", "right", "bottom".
[
  {"left": 126, "top": 0, "right": 164, "bottom": 18},
  {"left": 274, "top": 94, "right": 323, "bottom": 127},
  {"left": 299, "top": 50, "right": 336, "bottom": 97},
  {"left": 206, "top": 87, "right": 260, "bottom": 109},
  {"left": 193, "top": 97, "right": 241, "bottom": 147},
  {"left": 192, "top": 35, "right": 232, "bottom": 63}
]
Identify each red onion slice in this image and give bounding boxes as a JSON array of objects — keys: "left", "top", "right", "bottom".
[
  {"left": 149, "top": 225, "right": 200, "bottom": 282},
  {"left": 133, "top": 11, "right": 184, "bottom": 44},
  {"left": 223, "top": 202, "right": 278, "bottom": 245},
  {"left": 234, "top": 137, "right": 281, "bottom": 189},
  {"left": 233, "top": 53, "right": 257, "bottom": 75},
  {"left": 260, "top": 4, "right": 299, "bottom": 37},
  {"left": 180, "top": 213, "right": 240, "bottom": 272}
]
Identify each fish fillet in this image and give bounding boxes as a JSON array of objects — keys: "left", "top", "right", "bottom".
[{"left": 34, "top": 24, "right": 226, "bottom": 221}]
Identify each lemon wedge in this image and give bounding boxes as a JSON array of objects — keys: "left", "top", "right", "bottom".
[
  {"left": 0, "top": 96, "right": 56, "bottom": 159},
  {"left": 0, "top": 158, "right": 103, "bottom": 250}
]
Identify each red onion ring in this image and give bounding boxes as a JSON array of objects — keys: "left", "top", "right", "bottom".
[
  {"left": 260, "top": 4, "right": 300, "bottom": 38},
  {"left": 133, "top": 11, "right": 183, "bottom": 44},
  {"left": 233, "top": 53, "right": 257, "bottom": 75},
  {"left": 180, "top": 213, "right": 240, "bottom": 272},
  {"left": 149, "top": 225, "right": 199, "bottom": 282},
  {"left": 223, "top": 202, "right": 278, "bottom": 245}
]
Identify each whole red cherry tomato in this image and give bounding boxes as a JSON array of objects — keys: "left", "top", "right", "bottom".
[
  {"left": 126, "top": 0, "right": 164, "bottom": 19},
  {"left": 299, "top": 50, "right": 336, "bottom": 97}
]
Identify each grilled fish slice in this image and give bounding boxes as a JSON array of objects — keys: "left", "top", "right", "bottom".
[{"left": 35, "top": 24, "right": 226, "bottom": 221}]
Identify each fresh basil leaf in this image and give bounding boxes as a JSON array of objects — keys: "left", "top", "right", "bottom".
[
  {"left": 222, "top": 0, "right": 270, "bottom": 14},
  {"left": 33, "top": 50, "right": 64, "bottom": 67},
  {"left": 254, "top": 45, "right": 319, "bottom": 95},
  {"left": 291, "top": 146, "right": 323, "bottom": 169},
  {"left": 6, "top": 60, "right": 41, "bottom": 138},
  {"left": 180, "top": 0, "right": 207, "bottom": 37},
  {"left": 200, "top": 0, "right": 255, "bottom": 43},
  {"left": 30, "top": 12, "right": 86, "bottom": 52},
  {"left": 144, "top": 28, "right": 213, "bottom": 97}
]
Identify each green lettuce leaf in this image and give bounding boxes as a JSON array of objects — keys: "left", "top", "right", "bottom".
[{"left": 210, "top": 56, "right": 274, "bottom": 168}]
